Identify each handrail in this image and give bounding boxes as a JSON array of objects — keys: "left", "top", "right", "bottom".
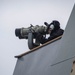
[{"left": 15, "top": 35, "right": 63, "bottom": 58}]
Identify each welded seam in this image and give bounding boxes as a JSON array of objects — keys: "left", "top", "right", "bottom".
[{"left": 51, "top": 55, "right": 75, "bottom": 66}]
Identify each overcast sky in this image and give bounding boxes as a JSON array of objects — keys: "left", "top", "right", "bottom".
[{"left": 0, "top": 0, "right": 74, "bottom": 75}]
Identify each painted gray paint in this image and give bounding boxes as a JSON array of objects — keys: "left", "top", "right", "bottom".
[
  {"left": 52, "top": 4, "right": 75, "bottom": 65},
  {"left": 13, "top": 4, "right": 75, "bottom": 75},
  {"left": 13, "top": 39, "right": 62, "bottom": 75}
]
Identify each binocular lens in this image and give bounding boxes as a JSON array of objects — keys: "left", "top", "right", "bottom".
[{"left": 15, "top": 29, "right": 21, "bottom": 37}]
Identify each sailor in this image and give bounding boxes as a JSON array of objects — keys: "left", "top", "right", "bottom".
[{"left": 38, "top": 20, "right": 64, "bottom": 44}]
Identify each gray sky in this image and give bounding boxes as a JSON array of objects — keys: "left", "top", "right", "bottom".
[{"left": 0, "top": 0, "right": 74, "bottom": 75}]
